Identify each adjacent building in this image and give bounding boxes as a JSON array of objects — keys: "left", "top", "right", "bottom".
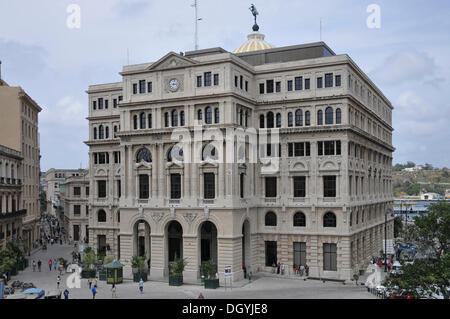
[
  {"left": 0, "top": 78, "right": 42, "bottom": 253},
  {"left": 85, "top": 26, "right": 394, "bottom": 282}
]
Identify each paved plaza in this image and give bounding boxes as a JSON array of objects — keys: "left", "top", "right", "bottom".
[{"left": 7, "top": 244, "right": 376, "bottom": 299}]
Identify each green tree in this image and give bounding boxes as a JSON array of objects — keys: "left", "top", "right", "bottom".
[
  {"left": 393, "top": 217, "right": 403, "bottom": 238},
  {"left": 383, "top": 201, "right": 450, "bottom": 299}
]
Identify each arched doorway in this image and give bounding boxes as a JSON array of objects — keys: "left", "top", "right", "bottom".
[
  {"left": 242, "top": 220, "right": 251, "bottom": 269},
  {"left": 167, "top": 220, "right": 183, "bottom": 262},
  {"left": 199, "top": 221, "right": 218, "bottom": 266},
  {"left": 133, "top": 220, "right": 151, "bottom": 260}
]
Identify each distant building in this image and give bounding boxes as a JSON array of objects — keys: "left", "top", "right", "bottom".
[
  {"left": 0, "top": 79, "right": 42, "bottom": 253},
  {"left": 402, "top": 165, "right": 423, "bottom": 172},
  {"left": 420, "top": 192, "right": 441, "bottom": 200},
  {"left": 445, "top": 189, "right": 450, "bottom": 200}
]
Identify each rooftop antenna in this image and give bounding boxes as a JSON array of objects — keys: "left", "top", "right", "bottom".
[
  {"left": 0, "top": 60, "right": 2, "bottom": 82},
  {"left": 320, "top": 17, "right": 322, "bottom": 41},
  {"left": 127, "top": 48, "right": 130, "bottom": 65},
  {"left": 192, "top": 0, "right": 202, "bottom": 50}
]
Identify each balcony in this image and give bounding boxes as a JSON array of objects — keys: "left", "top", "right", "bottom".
[{"left": 0, "top": 209, "right": 27, "bottom": 221}]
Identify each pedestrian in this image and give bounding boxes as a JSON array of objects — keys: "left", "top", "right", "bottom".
[
  {"left": 299, "top": 264, "right": 305, "bottom": 277},
  {"left": 387, "top": 262, "right": 391, "bottom": 271},
  {"left": 139, "top": 278, "right": 144, "bottom": 294},
  {"left": 281, "top": 263, "right": 285, "bottom": 275},
  {"left": 94, "top": 277, "right": 98, "bottom": 288},
  {"left": 147, "top": 258, "right": 150, "bottom": 272},
  {"left": 53, "top": 258, "right": 57, "bottom": 270},
  {"left": 57, "top": 275, "right": 61, "bottom": 289},
  {"left": 92, "top": 286, "right": 97, "bottom": 299},
  {"left": 48, "top": 259, "right": 53, "bottom": 271},
  {"left": 37, "top": 260, "right": 42, "bottom": 272},
  {"left": 198, "top": 293, "right": 205, "bottom": 299},
  {"left": 32, "top": 260, "right": 36, "bottom": 272},
  {"left": 305, "top": 264, "right": 309, "bottom": 277},
  {"left": 63, "top": 289, "right": 69, "bottom": 299},
  {"left": 277, "top": 262, "right": 280, "bottom": 274},
  {"left": 88, "top": 277, "right": 93, "bottom": 289},
  {"left": 111, "top": 283, "right": 117, "bottom": 298},
  {"left": 271, "top": 262, "right": 276, "bottom": 274}
]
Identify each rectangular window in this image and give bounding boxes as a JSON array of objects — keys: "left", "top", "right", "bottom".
[
  {"left": 235, "top": 76, "right": 238, "bottom": 87},
  {"left": 293, "top": 242, "right": 306, "bottom": 266},
  {"left": 98, "top": 181, "right": 106, "bottom": 198},
  {"left": 295, "top": 76, "right": 303, "bottom": 90},
  {"left": 117, "top": 180, "right": 121, "bottom": 198},
  {"left": 86, "top": 187, "right": 89, "bottom": 196},
  {"left": 113, "top": 99, "right": 117, "bottom": 108},
  {"left": 118, "top": 96, "right": 123, "bottom": 101},
  {"left": 305, "top": 78, "right": 310, "bottom": 90},
  {"left": 74, "top": 187, "right": 81, "bottom": 196},
  {"left": 294, "top": 143, "right": 304, "bottom": 157},
  {"left": 336, "top": 141, "right": 341, "bottom": 155},
  {"left": 204, "top": 72, "right": 212, "bottom": 86},
  {"left": 114, "top": 151, "right": 121, "bottom": 164},
  {"left": 317, "top": 77, "right": 323, "bottom": 89},
  {"left": 266, "top": 80, "right": 274, "bottom": 93},
  {"left": 245, "top": 81, "right": 248, "bottom": 92},
  {"left": 293, "top": 176, "right": 306, "bottom": 198},
  {"left": 323, "top": 176, "right": 336, "bottom": 197},
  {"left": 259, "top": 83, "right": 265, "bottom": 94},
  {"left": 133, "top": 83, "right": 137, "bottom": 94},
  {"left": 98, "top": 98, "right": 104, "bottom": 109},
  {"left": 240, "top": 173, "right": 245, "bottom": 198},
  {"left": 325, "top": 73, "right": 333, "bottom": 88},
  {"left": 204, "top": 173, "right": 215, "bottom": 199},
  {"left": 197, "top": 76, "right": 202, "bottom": 87},
  {"left": 147, "top": 81, "right": 152, "bottom": 93},
  {"left": 318, "top": 142, "right": 323, "bottom": 156},
  {"left": 139, "top": 80, "right": 146, "bottom": 93},
  {"left": 213, "top": 74, "right": 219, "bottom": 86},
  {"left": 275, "top": 81, "right": 281, "bottom": 92},
  {"left": 287, "top": 80, "right": 293, "bottom": 91},
  {"left": 74, "top": 205, "right": 81, "bottom": 216},
  {"left": 105, "top": 99, "right": 109, "bottom": 109},
  {"left": 170, "top": 174, "right": 181, "bottom": 199},
  {"left": 288, "top": 143, "right": 293, "bottom": 157},
  {"left": 305, "top": 142, "right": 310, "bottom": 156},
  {"left": 324, "top": 141, "right": 335, "bottom": 155},
  {"left": 139, "top": 174, "right": 149, "bottom": 199},
  {"left": 335, "top": 75, "right": 341, "bottom": 87},
  {"left": 240, "top": 75, "right": 243, "bottom": 89},
  {"left": 265, "top": 177, "right": 277, "bottom": 198},
  {"left": 323, "top": 243, "right": 337, "bottom": 271},
  {"left": 93, "top": 100, "right": 97, "bottom": 110},
  {"left": 265, "top": 241, "right": 277, "bottom": 267}
]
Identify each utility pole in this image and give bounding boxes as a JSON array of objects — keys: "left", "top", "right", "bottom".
[
  {"left": 193, "top": 0, "right": 199, "bottom": 50},
  {"left": 384, "top": 211, "right": 387, "bottom": 272}
]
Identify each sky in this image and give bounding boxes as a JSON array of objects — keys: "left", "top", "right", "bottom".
[{"left": 0, "top": 0, "right": 449, "bottom": 170}]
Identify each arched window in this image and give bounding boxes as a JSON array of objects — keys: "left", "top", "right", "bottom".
[
  {"left": 198, "top": 109, "right": 203, "bottom": 123},
  {"left": 167, "top": 145, "right": 184, "bottom": 162},
  {"left": 140, "top": 112, "right": 146, "bottom": 129},
  {"left": 93, "top": 127, "right": 97, "bottom": 140},
  {"left": 336, "top": 108, "right": 342, "bottom": 124},
  {"left": 99, "top": 125, "right": 104, "bottom": 139},
  {"left": 172, "top": 110, "right": 178, "bottom": 127},
  {"left": 202, "top": 144, "right": 218, "bottom": 161},
  {"left": 267, "top": 112, "right": 274, "bottom": 128},
  {"left": 305, "top": 111, "right": 311, "bottom": 126},
  {"left": 136, "top": 148, "right": 152, "bottom": 163},
  {"left": 325, "top": 107, "right": 334, "bottom": 125},
  {"left": 259, "top": 115, "right": 265, "bottom": 128},
  {"left": 295, "top": 109, "right": 303, "bottom": 126},
  {"left": 180, "top": 111, "right": 185, "bottom": 126},
  {"left": 293, "top": 212, "right": 306, "bottom": 227},
  {"left": 288, "top": 112, "right": 293, "bottom": 127},
  {"left": 105, "top": 126, "right": 109, "bottom": 139},
  {"left": 133, "top": 115, "right": 138, "bottom": 129},
  {"left": 276, "top": 113, "right": 281, "bottom": 128},
  {"left": 164, "top": 112, "right": 169, "bottom": 127},
  {"left": 317, "top": 110, "right": 323, "bottom": 125},
  {"left": 214, "top": 108, "right": 219, "bottom": 123},
  {"left": 323, "top": 212, "right": 336, "bottom": 227},
  {"left": 265, "top": 211, "right": 277, "bottom": 226},
  {"left": 205, "top": 106, "right": 212, "bottom": 124},
  {"left": 97, "top": 210, "right": 106, "bottom": 223},
  {"left": 148, "top": 113, "right": 152, "bottom": 128}
]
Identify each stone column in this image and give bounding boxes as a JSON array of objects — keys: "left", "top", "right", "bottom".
[
  {"left": 217, "top": 236, "right": 244, "bottom": 283},
  {"left": 182, "top": 235, "right": 199, "bottom": 283},
  {"left": 150, "top": 234, "right": 165, "bottom": 280}
]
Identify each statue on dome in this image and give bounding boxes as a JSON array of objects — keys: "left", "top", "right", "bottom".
[{"left": 249, "top": 4, "right": 260, "bottom": 31}]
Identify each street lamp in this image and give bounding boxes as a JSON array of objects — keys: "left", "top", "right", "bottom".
[{"left": 384, "top": 211, "right": 387, "bottom": 273}]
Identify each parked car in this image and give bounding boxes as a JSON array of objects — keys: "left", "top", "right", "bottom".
[
  {"left": 390, "top": 261, "right": 403, "bottom": 276},
  {"left": 390, "top": 289, "right": 418, "bottom": 299}
]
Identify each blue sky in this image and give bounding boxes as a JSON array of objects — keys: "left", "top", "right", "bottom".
[{"left": 0, "top": 0, "right": 449, "bottom": 170}]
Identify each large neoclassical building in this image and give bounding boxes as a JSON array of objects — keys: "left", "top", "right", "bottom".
[{"left": 85, "top": 26, "right": 394, "bottom": 283}]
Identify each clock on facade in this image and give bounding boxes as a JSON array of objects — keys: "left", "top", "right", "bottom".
[{"left": 169, "top": 78, "right": 179, "bottom": 91}]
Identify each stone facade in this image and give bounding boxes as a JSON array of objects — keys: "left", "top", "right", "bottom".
[{"left": 85, "top": 42, "right": 394, "bottom": 283}]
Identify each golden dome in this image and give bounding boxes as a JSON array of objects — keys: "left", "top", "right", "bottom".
[{"left": 233, "top": 32, "right": 275, "bottom": 54}]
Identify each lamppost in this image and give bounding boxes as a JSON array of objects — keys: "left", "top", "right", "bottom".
[{"left": 384, "top": 211, "right": 387, "bottom": 273}]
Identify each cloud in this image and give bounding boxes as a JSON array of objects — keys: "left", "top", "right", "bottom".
[
  {"left": 371, "top": 50, "right": 438, "bottom": 85},
  {"left": 112, "top": 0, "right": 152, "bottom": 17},
  {"left": 40, "top": 96, "right": 86, "bottom": 127}
]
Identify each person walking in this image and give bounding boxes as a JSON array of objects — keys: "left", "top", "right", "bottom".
[
  {"left": 88, "top": 277, "right": 93, "bottom": 289},
  {"left": 32, "top": 260, "right": 36, "bottom": 272},
  {"left": 94, "top": 277, "right": 98, "bottom": 288},
  {"left": 53, "top": 259, "right": 57, "bottom": 271},
  {"left": 37, "top": 260, "right": 42, "bottom": 272},
  {"left": 92, "top": 286, "right": 97, "bottom": 299},
  {"left": 299, "top": 264, "right": 305, "bottom": 277},
  {"left": 57, "top": 275, "right": 61, "bottom": 289},
  {"left": 63, "top": 289, "right": 69, "bottom": 299},
  {"left": 48, "top": 259, "right": 53, "bottom": 271},
  {"left": 111, "top": 283, "right": 117, "bottom": 298},
  {"left": 277, "top": 262, "right": 281, "bottom": 275},
  {"left": 198, "top": 293, "right": 205, "bottom": 299},
  {"left": 305, "top": 264, "right": 309, "bottom": 277},
  {"left": 139, "top": 278, "right": 144, "bottom": 294},
  {"left": 281, "top": 263, "right": 285, "bottom": 275}
]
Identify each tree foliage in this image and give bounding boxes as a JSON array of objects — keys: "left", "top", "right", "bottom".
[{"left": 384, "top": 201, "right": 450, "bottom": 299}]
